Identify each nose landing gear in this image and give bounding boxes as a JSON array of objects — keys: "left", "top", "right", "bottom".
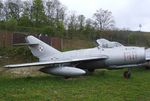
[{"left": 123, "top": 68, "right": 131, "bottom": 79}]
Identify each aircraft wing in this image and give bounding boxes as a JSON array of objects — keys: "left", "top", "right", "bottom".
[{"left": 5, "top": 55, "right": 108, "bottom": 68}]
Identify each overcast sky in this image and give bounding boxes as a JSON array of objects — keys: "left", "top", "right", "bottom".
[{"left": 59, "top": 0, "right": 150, "bottom": 32}]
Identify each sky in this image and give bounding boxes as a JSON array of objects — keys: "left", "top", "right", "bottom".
[{"left": 59, "top": 0, "right": 150, "bottom": 32}]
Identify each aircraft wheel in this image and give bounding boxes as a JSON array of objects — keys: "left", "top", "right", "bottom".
[
  {"left": 145, "top": 66, "right": 150, "bottom": 69},
  {"left": 88, "top": 69, "right": 95, "bottom": 73},
  {"left": 123, "top": 71, "right": 131, "bottom": 79},
  {"left": 64, "top": 76, "right": 70, "bottom": 79}
]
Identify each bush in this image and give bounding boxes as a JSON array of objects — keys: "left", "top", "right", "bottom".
[
  {"left": 41, "top": 26, "right": 56, "bottom": 36},
  {"left": 5, "top": 18, "right": 17, "bottom": 31}
]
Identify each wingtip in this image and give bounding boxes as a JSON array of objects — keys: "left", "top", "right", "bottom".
[{"left": 4, "top": 65, "right": 10, "bottom": 68}]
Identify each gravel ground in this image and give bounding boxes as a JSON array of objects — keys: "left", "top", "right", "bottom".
[{"left": 0, "top": 66, "right": 44, "bottom": 76}]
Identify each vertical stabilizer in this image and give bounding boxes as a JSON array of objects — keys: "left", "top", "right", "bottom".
[{"left": 26, "top": 36, "right": 61, "bottom": 61}]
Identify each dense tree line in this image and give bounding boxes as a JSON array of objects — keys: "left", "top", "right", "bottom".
[{"left": 0, "top": 0, "right": 115, "bottom": 38}]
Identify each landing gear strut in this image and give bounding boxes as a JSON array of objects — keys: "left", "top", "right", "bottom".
[
  {"left": 64, "top": 76, "right": 71, "bottom": 79},
  {"left": 88, "top": 69, "right": 95, "bottom": 73},
  {"left": 123, "top": 68, "right": 131, "bottom": 79}
]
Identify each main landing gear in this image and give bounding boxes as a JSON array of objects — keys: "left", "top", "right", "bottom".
[
  {"left": 88, "top": 69, "right": 95, "bottom": 73},
  {"left": 123, "top": 68, "right": 131, "bottom": 79},
  {"left": 64, "top": 76, "right": 71, "bottom": 79}
]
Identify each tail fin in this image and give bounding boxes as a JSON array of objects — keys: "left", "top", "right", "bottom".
[{"left": 25, "top": 36, "right": 61, "bottom": 61}]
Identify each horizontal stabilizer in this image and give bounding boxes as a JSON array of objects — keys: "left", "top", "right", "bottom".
[{"left": 13, "top": 43, "right": 39, "bottom": 46}]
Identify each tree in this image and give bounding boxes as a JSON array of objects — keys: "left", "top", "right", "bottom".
[
  {"left": 46, "top": 0, "right": 66, "bottom": 27},
  {"left": 18, "top": 0, "right": 32, "bottom": 27},
  {"left": 84, "top": 18, "right": 95, "bottom": 39},
  {"left": 5, "top": 0, "right": 22, "bottom": 20},
  {"left": 77, "top": 14, "right": 85, "bottom": 31},
  {"left": 5, "top": 18, "right": 18, "bottom": 31},
  {"left": 32, "top": 0, "right": 47, "bottom": 26},
  {"left": 67, "top": 12, "right": 78, "bottom": 38},
  {"left": 0, "top": 1, "right": 4, "bottom": 20},
  {"left": 46, "top": 0, "right": 55, "bottom": 24},
  {"left": 85, "top": 18, "right": 93, "bottom": 29},
  {"left": 18, "top": 16, "right": 32, "bottom": 27},
  {"left": 22, "top": 0, "right": 32, "bottom": 19},
  {"left": 93, "top": 9, "right": 115, "bottom": 30},
  {"left": 68, "top": 13, "right": 78, "bottom": 30}
]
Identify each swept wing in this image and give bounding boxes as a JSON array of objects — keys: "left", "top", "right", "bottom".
[{"left": 5, "top": 55, "right": 108, "bottom": 68}]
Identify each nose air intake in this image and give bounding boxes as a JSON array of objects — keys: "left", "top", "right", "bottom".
[{"left": 145, "top": 48, "right": 150, "bottom": 61}]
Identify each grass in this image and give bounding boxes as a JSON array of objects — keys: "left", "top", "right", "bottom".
[{"left": 0, "top": 68, "right": 150, "bottom": 101}]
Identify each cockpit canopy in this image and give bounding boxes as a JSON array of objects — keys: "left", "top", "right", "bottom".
[{"left": 96, "top": 39, "right": 124, "bottom": 48}]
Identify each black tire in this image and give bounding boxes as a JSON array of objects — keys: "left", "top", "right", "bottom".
[
  {"left": 64, "top": 76, "right": 70, "bottom": 79},
  {"left": 145, "top": 66, "right": 150, "bottom": 69},
  {"left": 88, "top": 69, "right": 95, "bottom": 73},
  {"left": 123, "top": 71, "right": 131, "bottom": 79}
]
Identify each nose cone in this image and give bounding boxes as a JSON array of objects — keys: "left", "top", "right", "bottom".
[{"left": 76, "top": 69, "right": 86, "bottom": 75}]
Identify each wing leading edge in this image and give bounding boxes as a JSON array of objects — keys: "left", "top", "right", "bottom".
[{"left": 5, "top": 55, "right": 108, "bottom": 68}]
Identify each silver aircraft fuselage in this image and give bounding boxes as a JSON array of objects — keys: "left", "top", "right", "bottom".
[{"left": 41, "top": 46, "right": 145, "bottom": 70}]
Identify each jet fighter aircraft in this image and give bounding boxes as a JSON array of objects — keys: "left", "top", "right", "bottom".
[{"left": 5, "top": 36, "right": 150, "bottom": 79}]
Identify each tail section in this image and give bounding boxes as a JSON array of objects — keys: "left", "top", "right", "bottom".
[{"left": 25, "top": 36, "right": 61, "bottom": 61}]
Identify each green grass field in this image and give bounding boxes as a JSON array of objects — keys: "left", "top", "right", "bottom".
[{"left": 0, "top": 68, "right": 150, "bottom": 101}]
